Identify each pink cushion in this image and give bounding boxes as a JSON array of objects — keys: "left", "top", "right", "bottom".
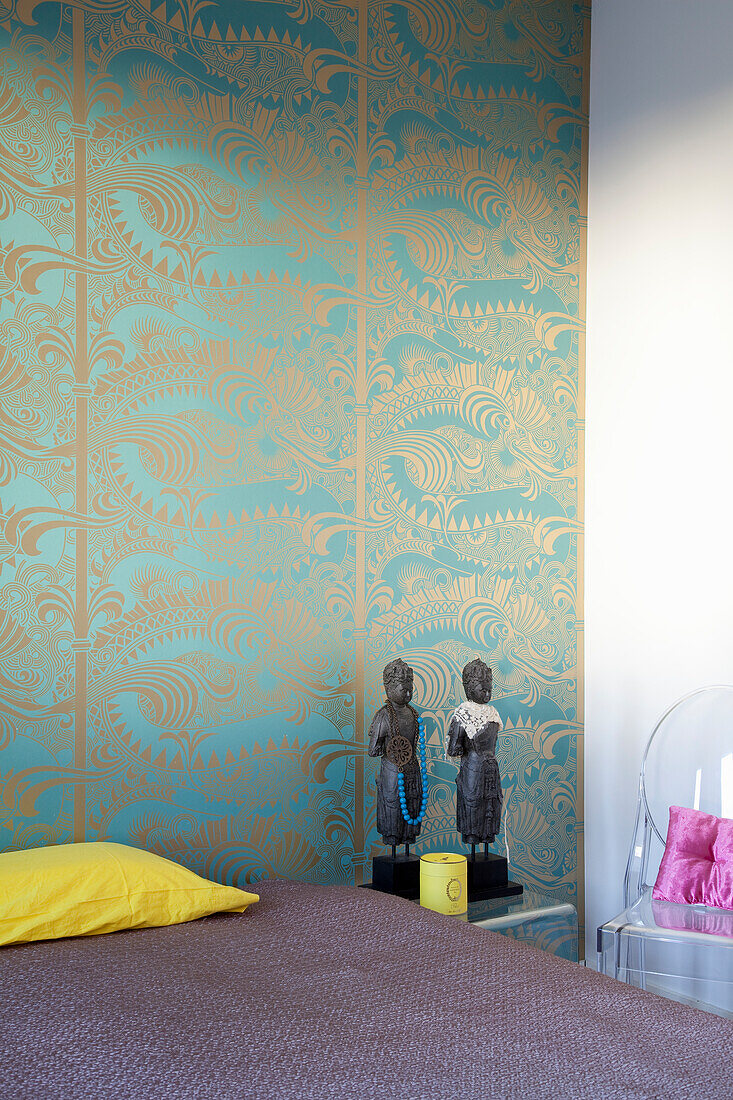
[{"left": 653, "top": 805, "right": 733, "bottom": 911}]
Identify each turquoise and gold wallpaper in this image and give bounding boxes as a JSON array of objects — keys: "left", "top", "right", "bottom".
[{"left": 0, "top": 0, "right": 588, "bottom": 913}]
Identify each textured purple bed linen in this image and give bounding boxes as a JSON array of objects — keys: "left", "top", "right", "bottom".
[{"left": 1, "top": 879, "right": 731, "bottom": 1100}]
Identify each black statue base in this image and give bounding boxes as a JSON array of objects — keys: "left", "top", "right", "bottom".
[
  {"left": 469, "top": 879, "right": 523, "bottom": 901},
  {"left": 467, "top": 853, "right": 524, "bottom": 901},
  {"left": 371, "top": 854, "right": 420, "bottom": 898}
]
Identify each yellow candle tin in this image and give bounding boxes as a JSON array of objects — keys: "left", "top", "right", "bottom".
[{"left": 419, "top": 853, "right": 468, "bottom": 916}]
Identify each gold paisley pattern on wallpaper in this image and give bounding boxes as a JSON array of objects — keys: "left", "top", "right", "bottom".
[{"left": 0, "top": 0, "right": 588, "bottom": 927}]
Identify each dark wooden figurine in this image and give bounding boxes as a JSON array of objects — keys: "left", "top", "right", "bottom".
[
  {"left": 447, "top": 658, "right": 503, "bottom": 856},
  {"left": 447, "top": 659, "right": 522, "bottom": 900},
  {"left": 367, "top": 658, "right": 423, "bottom": 857}
]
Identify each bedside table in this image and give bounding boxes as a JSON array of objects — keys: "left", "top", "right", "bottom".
[
  {"left": 362, "top": 882, "right": 578, "bottom": 961},
  {"left": 466, "top": 888, "right": 578, "bottom": 961}
]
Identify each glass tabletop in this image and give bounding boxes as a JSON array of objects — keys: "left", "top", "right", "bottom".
[{"left": 467, "top": 888, "right": 577, "bottom": 928}]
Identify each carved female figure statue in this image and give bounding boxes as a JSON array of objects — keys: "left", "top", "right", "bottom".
[
  {"left": 367, "top": 658, "right": 423, "bottom": 854},
  {"left": 447, "top": 659, "right": 503, "bottom": 853}
]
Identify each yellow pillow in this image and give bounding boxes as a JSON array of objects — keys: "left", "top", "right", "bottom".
[{"left": 0, "top": 841, "right": 258, "bottom": 947}]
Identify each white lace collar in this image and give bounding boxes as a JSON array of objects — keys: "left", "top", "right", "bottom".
[{"left": 452, "top": 700, "right": 503, "bottom": 739}]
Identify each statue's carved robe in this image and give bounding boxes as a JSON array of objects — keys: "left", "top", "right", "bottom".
[
  {"left": 447, "top": 703, "right": 503, "bottom": 845},
  {"left": 368, "top": 704, "right": 423, "bottom": 846}
]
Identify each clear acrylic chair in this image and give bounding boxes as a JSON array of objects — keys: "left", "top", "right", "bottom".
[{"left": 597, "top": 685, "right": 733, "bottom": 1019}]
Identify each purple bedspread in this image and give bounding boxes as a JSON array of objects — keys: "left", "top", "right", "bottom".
[{"left": 1, "top": 878, "right": 731, "bottom": 1099}]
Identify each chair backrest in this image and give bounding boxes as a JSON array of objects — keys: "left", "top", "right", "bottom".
[{"left": 624, "top": 685, "right": 733, "bottom": 906}]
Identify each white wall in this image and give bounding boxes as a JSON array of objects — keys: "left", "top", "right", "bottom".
[{"left": 585, "top": 0, "right": 733, "bottom": 954}]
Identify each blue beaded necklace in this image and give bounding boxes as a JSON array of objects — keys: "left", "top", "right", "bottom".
[{"left": 397, "top": 717, "right": 428, "bottom": 826}]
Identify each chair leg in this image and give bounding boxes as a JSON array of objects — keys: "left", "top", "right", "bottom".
[
  {"left": 614, "top": 929, "right": 622, "bottom": 981},
  {"left": 638, "top": 936, "right": 647, "bottom": 992}
]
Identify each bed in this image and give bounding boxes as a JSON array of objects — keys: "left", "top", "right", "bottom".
[{"left": 2, "top": 878, "right": 731, "bottom": 1099}]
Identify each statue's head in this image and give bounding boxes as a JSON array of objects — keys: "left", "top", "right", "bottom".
[
  {"left": 383, "top": 658, "right": 414, "bottom": 706},
  {"left": 462, "top": 658, "right": 492, "bottom": 704}
]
